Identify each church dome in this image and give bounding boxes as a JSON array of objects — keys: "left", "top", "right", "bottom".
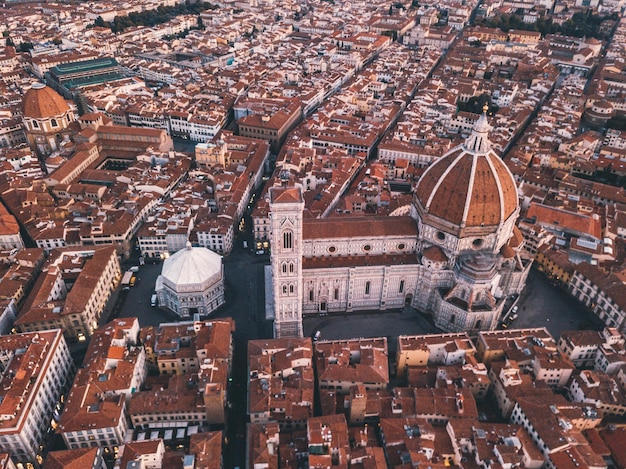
[
  {"left": 21, "top": 83, "right": 70, "bottom": 119},
  {"left": 160, "top": 243, "right": 222, "bottom": 292},
  {"left": 414, "top": 109, "right": 518, "bottom": 234}
]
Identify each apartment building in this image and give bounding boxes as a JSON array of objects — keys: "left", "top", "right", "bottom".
[
  {"left": 475, "top": 328, "right": 557, "bottom": 367},
  {"left": 128, "top": 359, "right": 228, "bottom": 429},
  {"left": 0, "top": 330, "right": 73, "bottom": 467},
  {"left": 315, "top": 338, "right": 389, "bottom": 394},
  {"left": 15, "top": 246, "right": 121, "bottom": 342},
  {"left": 247, "top": 337, "right": 314, "bottom": 430},
  {"left": 395, "top": 332, "right": 476, "bottom": 377},
  {"left": 567, "top": 370, "right": 626, "bottom": 417},
  {"left": 58, "top": 318, "right": 145, "bottom": 450},
  {"left": 140, "top": 319, "right": 234, "bottom": 377},
  {"left": 558, "top": 327, "right": 626, "bottom": 372},
  {"left": 44, "top": 448, "right": 107, "bottom": 469},
  {"left": 488, "top": 359, "right": 554, "bottom": 419},
  {"left": 0, "top": 203, "right": 23, "bottom": 251},
  {"left": 446, "top": 420, "right": 544, "bottom": 468},
  {"left": 235, "top": 96, "right": 302, "bottom": 152},
  {"left": 569, "top": 263, "right": 626, "bottom": 334},
  {"left": 113, "top": 439, "right": 165, "bottom": 469},
  {"left": 510, "top": 395, "right": 603, "bottom": 467}
]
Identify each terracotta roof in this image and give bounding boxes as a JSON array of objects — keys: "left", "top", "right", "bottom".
[
  {"left": 21, "top": 83, "right": 70, "bottom": 119},
  {"left": 270, "top": 186, "right": 303, "bottom": 204},
  {"left": 422, "top": 245, "right": 448, "bottom": 262},
  {"left": 304, "top": 216, "right": 416, "bottom": 240},
  {"left": 43, "top": 448, "right": 102, "bottom": 469},
  {"left": 415, "top": 118, "right": 518, "bottom": 230}
]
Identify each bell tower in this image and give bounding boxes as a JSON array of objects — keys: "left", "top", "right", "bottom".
[{"left": 269, "top": 184, "right": 305, "bottom": 338}]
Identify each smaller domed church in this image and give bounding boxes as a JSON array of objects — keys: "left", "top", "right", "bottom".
[
  {"left": 155, "top": 242, "right": 225, "bottom": 318},
  {"left": 269, "top": 108, "right": 531, "bottom": 338},
  {"left": 21, "top": 82, "right": 75, "bottom": 157}
]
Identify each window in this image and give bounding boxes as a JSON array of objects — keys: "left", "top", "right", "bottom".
[
  {"left": 365, "top": 281, "right": 370, "bottom": 295},
  {"left": 399, "top": 280, "right": 404, "bottom": 293},
  {"left": 282, "top": 285, "right": 287, "bottom": 294},
  {"left": 334, "top": 288, "right": 339, "bottom": 300},
  {"left": 310, "top": 290, "right": 314, "bottom": 301},
  {"left": 283, "top": 231, "right": 293, "bottom": 249},
  {"left": 282, "top": 264, "right": 287, "bottom": 273},
  {"left": 289, "top": 285, "right": 294, "bottom": 294},
  {"left": 289, "top": 263, "right": 294, "bottom": 273},
  {"left": 328, "top": 246, "right": 336, "bottom": 253},
  {"left": 363, "top": 244, "right": 371, "bottom": 252},
  {"left": 51, "top": 118, "right": 58, "bottom": 127},
  {"left": 450, "top": 314, "right": 456, "bottom": 324}
]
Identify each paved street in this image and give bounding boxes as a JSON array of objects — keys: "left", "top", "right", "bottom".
[{"left": 506, "top": 268, "right": 604, "bottom": 335}]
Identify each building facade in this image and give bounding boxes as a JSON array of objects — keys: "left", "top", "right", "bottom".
[
  {"left": 0, "top": 329, "right": 73, "bottom": 468},
  {"left": 269, "top": 110, "right": 531, "bottom": 338},
  {"left": 155, "top": 243, "right": 225, "bottom": 318},
  {"left": 21, "top": 83, "right": 75, "bottom": 157}
]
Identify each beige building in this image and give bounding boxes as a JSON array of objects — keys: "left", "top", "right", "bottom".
[
  {"left": 315, "top": 337, "right": 389, "bottom": 394},
  {"left": 140, "top": 319, "right": 233, "bottom": 377},
  {"left": 15, "top": 246, "right": 121, "bottom": 342},
  {"left": 58, "top": 318, "right": 145, "bottom": 451},
  {"left": 395, "top": 332, "right": 476, "bottom": 376},
  {"left": 247, "top": 337, "right": 314, "bottom": 430},
  {"left": 0, "top": 203, "right": 23, "bottom": 251},
  {"left": 44, "top": 448, "right": 107, "bottom": 469}
]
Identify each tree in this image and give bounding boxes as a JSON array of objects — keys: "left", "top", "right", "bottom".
[{"left": 18, "top": 42, "right": 33, "bottom": 52}]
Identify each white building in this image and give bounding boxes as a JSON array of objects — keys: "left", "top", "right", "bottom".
[
  {"left": 155, "top": 242, "right": 225, "bottom": 318},
  {"left": 269, "top": 109, "right": 531, "bottom": 338},
  {"left": 0, "top": 329, "right": 73, "bottom": 467}
]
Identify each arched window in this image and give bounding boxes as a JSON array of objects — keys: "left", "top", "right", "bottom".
[
  {"left": 282, "top": 285, "right": 287, "bottom": 295},
  {"left": 51, "top": 118, "right": 58, "bottom": 127},
  {"left": 289, "top": 285, "right": 294, "bottom": 294},
  {"left": 283, "top": 230, "right": 293, "bottom": 250},
  {"left": 282, "top": 264, "right": 287, "bottom": 274},
  {"left": 289, "top": 263, "right": 294, "bottom": 273}
]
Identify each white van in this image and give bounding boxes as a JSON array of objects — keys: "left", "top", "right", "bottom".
[{"left": 150, "top": 294, "right": 157, "bottom": 307}]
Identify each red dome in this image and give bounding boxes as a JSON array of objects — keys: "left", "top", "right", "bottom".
[
  {"left": 414, "top": 113, "right": 518, "bottom": 233},
  {"left": 21, "top": 83, "right": 70, "bottom": 119}
]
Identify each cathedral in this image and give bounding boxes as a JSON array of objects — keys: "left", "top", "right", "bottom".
[{"left": 269, "top": 109, "right": 532, "bottom": 339}]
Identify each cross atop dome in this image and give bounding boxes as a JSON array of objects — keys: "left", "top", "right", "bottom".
[{"left": 463, "top": 103, "right": 492, "bottom": 154}]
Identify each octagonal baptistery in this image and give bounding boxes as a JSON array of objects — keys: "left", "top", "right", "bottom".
[
  {"left": 413, "top": 110, "right": 519, "bottom": 258},
  {"left": 155, "top": 243, "right": 225, "bottom": 318}
]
